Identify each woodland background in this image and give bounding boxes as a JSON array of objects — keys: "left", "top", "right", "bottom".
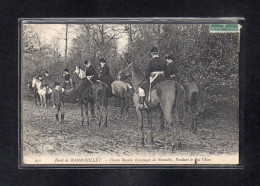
[{"left": 22, "top": 24, "right": 239, "bottom": 117}]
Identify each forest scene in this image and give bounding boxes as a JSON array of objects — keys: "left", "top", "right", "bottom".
[{"left": 21, "top": 23, "right": 240, "bottom": 164}]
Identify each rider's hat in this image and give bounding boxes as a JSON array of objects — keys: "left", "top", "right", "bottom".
[
  {"left": 99, "top": 58, "right": 106, "bottom": 63},
  {"left": 44, "top": 71, "right": 49, "bottom": 74},
  {"left": 84, "top": 59, "right": 89, "bottom": 65},
  {"left": 165, "top": 54, "right": 174, "bottom": 60},
  {"left": 151, "top": 46, "right": 159, "bottom": 53},
  {"left": 64, "top": 69, "right": 68, "bottom": 72}
]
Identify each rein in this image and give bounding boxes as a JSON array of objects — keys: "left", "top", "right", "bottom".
[{"left": 120, "top": 63, "right": 146, "bottom": 91}]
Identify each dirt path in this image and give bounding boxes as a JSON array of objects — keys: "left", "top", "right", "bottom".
[{"left": 22, "top": 100, "right": 239, "bottom": 158}]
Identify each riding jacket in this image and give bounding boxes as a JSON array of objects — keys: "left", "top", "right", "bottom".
[
  {"left": 85, "top": 65, "right": 98, "bottom": 83},
  {"left": 99, "top": 64, "right": 112, "bottom": 86},
  {"left": 165, "top": 62, "right": 179, "bottom": 81},
  {"left": 139, "top": 57, "right": 168, "bottom": 92},
  {"left": 145, "top": 57, "right": 167, "bottom": 79}
]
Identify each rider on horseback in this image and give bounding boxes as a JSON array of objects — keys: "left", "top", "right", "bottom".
[
  {"left": 38, "top": 75, "right": 45, "bottom": 89},
  {"left": 165, "top": 54, "right": 179, "bottom": 82},
  {"left": 138, "top": 46, "right": 168, "bottom": 109},
  {"left": 97, "top": 58, "right": 112, "bottom": 96},
  {"left": 84, "top": 59, "right": 98, "bottom": 84},
  {"left": 62, "top": 69, "right": 73, "bottom": 89}
]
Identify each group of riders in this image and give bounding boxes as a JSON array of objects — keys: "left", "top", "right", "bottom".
[
  {"left": 34, "top": 46, "right": 179, "bottom": 110},
  {"left": 32, "top": 46, "right": 179, "bottom": 122}
]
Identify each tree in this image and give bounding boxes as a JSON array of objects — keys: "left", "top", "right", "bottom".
[{"left": 22, "top": 24, "right": 42, "bottom": 53}]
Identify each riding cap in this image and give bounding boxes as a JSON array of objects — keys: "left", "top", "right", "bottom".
[
  {"left": 64, "top": 69, "right": 68, "bottom": 72},
  {"left": 165, "top": 54, "right": 174, "bottom": 60},
  {"left": 99, "top": 58, "right": 106, "bottom": 63},
  {"left": 84, "top": 59, "right": 90, "bottom": 65},
  {"left": 151, "top": 46, "right": 159, "bottom": 53},
  {"left": 44, "top": 71, "right": 49, "bottom": 74}
]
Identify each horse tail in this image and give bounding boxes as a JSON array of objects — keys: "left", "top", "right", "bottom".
[
  {"left": 190, "top": 91, "right": 198, "bottom": 106},
  {"left": 111, "top": 81, "right": 122, "bottom": 97},
  {"left": 175, "top": 82, "right": 185, "bottom": 122}
]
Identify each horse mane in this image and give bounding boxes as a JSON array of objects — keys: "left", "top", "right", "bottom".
[{"left": 132, "top": 63, "right": 144, "bottom": 78}]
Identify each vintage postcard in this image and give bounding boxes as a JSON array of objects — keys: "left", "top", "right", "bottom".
[{"left": 20, "top": 18, "right": 242, "bottom": 167}]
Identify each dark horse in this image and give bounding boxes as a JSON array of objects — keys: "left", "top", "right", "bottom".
[
  {"left": 120, "top": 63, "right": 185, "bottom": 151},
  {"left": 66, "top": 67, "right": 109, "bottom": 127},
  {"left": 27, "top": 81, "right": 40, "bottom": 106}
]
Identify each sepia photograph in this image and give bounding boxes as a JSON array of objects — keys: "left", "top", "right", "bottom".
[{"left": 20, "top": 19, "right": 241, "bottom": 166}]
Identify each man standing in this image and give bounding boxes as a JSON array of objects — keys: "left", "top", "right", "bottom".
[
  {"left": 52, "top": 82, "right": 65, "bottom": 124},
  {"left": 138, "top": 46, "right": 167, "bottom": 109},
  {"left": 165, "top": 54, "right": 179, "bottom": 81}
]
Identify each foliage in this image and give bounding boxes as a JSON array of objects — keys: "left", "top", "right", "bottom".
[{"left": 22, "top": 24, "right": 239, "bottom": 112}]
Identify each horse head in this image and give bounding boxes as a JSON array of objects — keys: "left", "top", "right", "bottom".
[
  {"left": 74, "top": 65, "right": 80, "bottom": 75},
  {"left": 31, "top": 77, "right": 37, "bottom": 88},
  {"left": 118, "top": 63, "right": 133, "bottom": 80}
]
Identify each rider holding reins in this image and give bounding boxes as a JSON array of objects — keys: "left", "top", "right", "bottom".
[
  {"left": 83, "top": 59, "right": 98, "bottom": 84},
  {"left": 138, "top": 46, "right": 168, "bottom": 109},
  {"left": 165, "top": 54, "right": 179, "bottom": 82}
]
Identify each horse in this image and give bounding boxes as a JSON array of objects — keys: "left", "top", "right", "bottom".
[
  {"left": 119, "top": 63, "right": 185, "bottom": 151},
  {"left": 27, "top": 81, "right": 40, "bottom": 106},
  {"left": 75, "top": 65, "right": 132, "bottom": 118},
  {"left": 72, "top": 66, "right": 109, "bottom": 127},
  {"left": 31, "top": 77, "right": 52, "bottom": 107},
  {"left": 182, "top": 83, "right": 200, "bottom": 133},
  {"left": 109, "top": 69, "right": 133, "bottom": 117}
]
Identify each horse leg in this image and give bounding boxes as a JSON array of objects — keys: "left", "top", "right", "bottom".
[
  {"left": 160, "top": 97, "right": 181, "bottom": 151},
  {"left": 37, "top": 94, "right": 40, "bottom": 106},
  {"left": 188, "top": 104, "right": 197, "bottom": 134},
  {"left": 80, "top": 101, "right": 84, "bottom": 125},
  {"left": 103, "top": 104, "right": 108, "bottom": 127},
  {"left": 159, "top": 109, "right": 165, "bottom": 130},
  {"left": 85, "top": 103, "right": 90, "bottom": 125},
  {"left": 96, "top": 103, "right": 102, "bottom": 128},
  {"left": 147, "top": 110, "right": 154, "bottom": 144},
  {"left": 47, "top": 94, "right": 51, "bottom": 107},
  {"left": 125, "top": 97, "right": 129, "bottom": 118},
  {"left": 90, "top": 100, "right": 95, "bottom": 118},
  {"left": 104, "top": 95, "right": 109, "bottom": 127},
  {"left": 120, "top": 97, "right": 124, "bottom": 116},
  {"left": 39, "top": 95, "right": 43, "bottom": 107},
  {"left": 34, "top": 94, "right": 37, "bottom": 106},
  {"left": 136, "top": 106, "right": 144, "bottom": 146},
  {"left": 43, "top": 94, "right": 47, "bottom": 107}
]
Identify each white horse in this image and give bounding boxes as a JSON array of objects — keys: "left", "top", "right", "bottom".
[{"left": 31, "top": 77, "right": 52, "bottom": 107}]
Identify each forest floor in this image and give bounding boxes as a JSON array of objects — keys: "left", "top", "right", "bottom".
[{"left": 21, "top": 99, "right": 239, "bottom": 163}]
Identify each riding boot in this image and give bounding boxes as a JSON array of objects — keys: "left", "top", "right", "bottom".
[
  {"left": 61, "top": 114, "right": 64, "bottom": 124},
  {"left": 55, "top": 114, "right": 59, "bottom": 123},
  {"left": 138, "top": 96, "right": 145, "bottom": 109}
]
